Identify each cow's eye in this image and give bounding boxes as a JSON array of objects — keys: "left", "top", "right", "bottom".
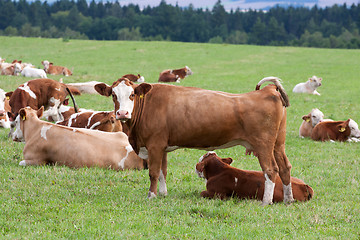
[{"left": 129, "top": 93, "right": 135, "bottom": 100}]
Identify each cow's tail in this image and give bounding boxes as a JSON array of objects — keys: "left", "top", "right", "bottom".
[
  {"left": 255, "top": 77, "right": 290, "bottom": 107},
  {"left": 66, "top": 87, "right": 79, "bottom": 113}
]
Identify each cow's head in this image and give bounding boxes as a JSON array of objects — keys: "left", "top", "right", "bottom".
[
  {"left": 308, "top": 75, "right": 322, "bottom": 89},
  {"left": 41, "top": 60, "right": 50, "bottom": 70},
  {"left": 185, "top": 66, "right": 193, "bottom": 76},
  {"left": 196, "top": 152, "right": 233, "bottom": 180},
  {"left": 302, "top": 108, "right": 324, "bottom": 127},
  {"left": 348, "top": 119, "right": 360, "bottom": 138},
  {"left": 12, "top": 106, "right": 44, "bottom": 142},
  {"left": 95, "top": 79, "right": 152, "bottom": 121}
]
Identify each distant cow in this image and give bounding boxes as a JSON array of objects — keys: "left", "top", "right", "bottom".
[
  {"left": 21, "top": 65, "right": 47, "bottom": 78},
  {"left": 0, "top": 88, "right": 11, "bottom": 128},
  {"left": 57, "top": 110, "right": 122, "bottom": 132},
  {"left": 122, "top": 74, "right": 145, "bottom": 83},
  {"left": 158, "top": 66, "right": 193, "bottom": 83},
  {"left": 7, "top": 79, "right": 78, "bottom": 124},
  {"left": 196, "top": 152, "right": 313, "bottom": 202},
  {"left": 12, "top": 107, "right": 147, "bottom": 170},
  {"left": 311, "top": 119, "right": 360, "bottom": 142},
  {"left": 293, "top": 76, "right": 322, "bottom": 95},
  {"left": 42, "top": 60, "right": 72, "bottom": 76},
  {"left": 94, "top": 77, "right": 294, "bottom": 206}
]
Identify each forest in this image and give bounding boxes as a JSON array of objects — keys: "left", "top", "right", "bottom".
[{"left": 0, "top": 0, "right": 360, "bottom": 48}]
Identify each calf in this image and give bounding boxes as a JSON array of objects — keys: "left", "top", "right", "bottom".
[
  {"left": 158, "top": 66, "right": 193, "bottom": 83},
  {"left": 311, "top": 119, "right": 360, "bottom": 142},
  {"left": 196, "top": 152, "right": 313, "bottom": 202},
  {"left": 122, "top": 74, "right": 145, "bottom": 83},
  {"left": 0, "top": 88, "right": 11, "bottom": 128},
  {"left": 42, "top": 60, "right": 72, "bottom": 76},
  {"left": 1, "top": 64, "right": 15, "bottom": 75},
  {"left": 12, "top": 107, "right": 147, "bottom": 170},
  {"left": 293, "top": 75, "right": 322, "bottom": 95},
  {"left": 299, "top": 108, "right": 324, "bottom": 138},
  {"left": 21, "top": 66, "right": 47, "bottom": 78},
  {"left": 57, "top": 110, "right": 122, "bottom": 132}
]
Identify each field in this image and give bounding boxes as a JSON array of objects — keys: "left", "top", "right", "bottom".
[{"left": 0, "top": 36, "right": 359, "bottom": 239}]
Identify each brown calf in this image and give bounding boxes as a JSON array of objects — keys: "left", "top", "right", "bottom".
[
  {"left": 196, "top": 152, "right": 313, "bottom": 202},
  {"left": 122, "top": 74, "right": 145, "bottom": 83},
  {"left": 311, "top": 119, "right": 360, "bottom": 142},
  {"left": 42, "top": 60, "right": 72, "bottom": 76},
  {"left": 13, "top": 107, "right": 147, "bottom": 170},
  {"left": 158, "top": 66, "right": 193, "bottom": 82}
]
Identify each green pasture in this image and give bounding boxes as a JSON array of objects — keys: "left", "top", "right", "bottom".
[{"left": 0, "top": 36, "right": 359, "bottom": 239}]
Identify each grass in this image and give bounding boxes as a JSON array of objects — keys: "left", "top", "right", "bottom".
[{"left": 0, "top": 36, "right": 360, "bottom": 239}]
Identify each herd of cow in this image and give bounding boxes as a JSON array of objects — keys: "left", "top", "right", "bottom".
[{"left": 1, "top": 58, "right": 359, "bottom": 206}]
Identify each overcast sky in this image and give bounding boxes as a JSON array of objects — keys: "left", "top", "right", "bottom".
[{"left": 116, "top": 0, "right": 359, "bottom": 10}]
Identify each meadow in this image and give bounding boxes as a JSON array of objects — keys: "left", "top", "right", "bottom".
[{"left": 0, "top": 36, "right": 359, "bottom": 239}]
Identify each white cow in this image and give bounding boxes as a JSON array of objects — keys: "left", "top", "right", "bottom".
[
  {"left": 21, "top": 66, "right": 47, "bottom": 78},
  {"left": 293, "top": 76, "right": 322, "bottom": 95}
]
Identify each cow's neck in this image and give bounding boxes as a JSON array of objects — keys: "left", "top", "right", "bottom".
[{"left": 22, "top": 117, "right": 43, "bottom": 141}]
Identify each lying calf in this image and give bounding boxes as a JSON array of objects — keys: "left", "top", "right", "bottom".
[
  {"left": 293, "top": 75, "right": 322, "bottom": 95},
  {"left": 311, "top": 119, "right": 360, "bottom": 142},
  {"left": 13, "top": 107, "right": 147, "bottom": 170},
  {"left": 195, "top": 152, "right": 313, "bottom": 202},
  {"left": 56, "top": 110, "right": 122, "bottom": 132}
]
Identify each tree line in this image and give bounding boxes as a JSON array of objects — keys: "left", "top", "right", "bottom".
[{"left": 0, "top": 0, "right": 360, "bottom": 48}]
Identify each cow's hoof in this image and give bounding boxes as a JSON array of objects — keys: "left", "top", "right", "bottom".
[
  {"left": 19, "top": 161, "right": 26, "bottom": 166},
  {"left": 260, "top": 201, "right": 273, "bottom": 207},
  {"left": 148, "top": 191, "right": 156, "bottom": 199}
]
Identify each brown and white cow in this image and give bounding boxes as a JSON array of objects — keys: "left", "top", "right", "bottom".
[
  {"left": 158, "top": 66, "right": 193, "bottom": 83},
  {"left": 42, "top": 60, "right": 72, "bottom": 76},
  {"left": 122, "top": 74, "right": 145, "bottom": 83},
  {"left": 0, "top": 88, "right": 11, "bottom": 128},
  {"left": 95, "top": 77, "right": 294, "bottom": 206},
  {"left": 311, "top": 119, "right": 360, "bottom": 142},
  {"left": 196, "top": 152, "right": 313, "bottom": 202},
  {"left": 57, "top": 110, "right": 123, "bottom": 132},
  {"left": 12, "top": 107, "right": 147, "bottom": 170},
  {"left": 7, "top": 78, "right": 78, "bottom": 124},
  {"left": 299, "top": 108, "right": 325, "bottom": 138}
]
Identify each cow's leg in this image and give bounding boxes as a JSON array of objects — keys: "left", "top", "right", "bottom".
[
  {"left": 19, "top": 159, "right": 47, "bottom": 166},
  {"left": 274, "top": 115, "right": 294, "bottom": 204},
  {"left": 147, "top": 146, "right": 165, "bottom": 199},
  {"left": 158, "top": 152, "right": 168, "bottom": 196}
]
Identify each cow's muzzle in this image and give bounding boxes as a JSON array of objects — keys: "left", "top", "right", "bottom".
[{"left": 116, "top": 110, "right": 131, "bottom": 121}]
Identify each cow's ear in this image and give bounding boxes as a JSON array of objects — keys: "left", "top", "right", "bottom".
[
  {"left": 338, "top": 119, "right": 350, "bottom": 132},
  {"left": 19, "top": 108, "right": 27, "bottom": 121},
  {"left": 135, "top": 83, "right": 152, "bottom": 97},
  {"left": 221, "top": 157, "right": 233, "bottom": 165},
  {"left": 302, "top": 114, "right": 310, "bottom": 122},
  {"left": 196, "top": 162, "right": 204, "bottom": 172},
  {"left": 5, "top": 91, "right": 13, "bottom": 99},
  {"left": 37, "top": 106, "right": 44, "bottom": 118},
  {"left": 63, "top": 98, "right": 69, "bottom": 105},
  {"left": 95, "top": 83, "right": 112, "bottom": 97},
  {"left": 7, "top": 112, "right": 15, "bottom": 121}
]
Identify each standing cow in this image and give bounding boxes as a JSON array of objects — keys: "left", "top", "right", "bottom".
[{"left": 94, "top": 77, "right": 294, "bottom": 206}]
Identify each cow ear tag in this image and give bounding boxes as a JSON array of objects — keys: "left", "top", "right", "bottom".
[
  {"left": 22, "top": 116, "right": 26, "bottom": 121},
  {"left": 139, "top": 94, "right": 144, "bottom": 99},
  {"left": 306, "top": 119, "right": 310, "bottom": 122},
  {"left": 6, "top": 96, "right": 9, "bottom": 100},
  {"left": 339, "top": 127, "right": 346, "bottom": 132}
]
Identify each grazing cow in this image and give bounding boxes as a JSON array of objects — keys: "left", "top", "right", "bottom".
[
  {"left": 21, "top": 66, "right": 47, "bottom": 78},
  {"left": 57, "top": 110, "right": 122, "bottom": 132},
  {"left": 0, "top": 88, "right": 11, "bottom": 128},
  {"left": 65, "top": 81, "right": 105, "bottom": 94},
  {"left": 311, "top": 119, "right": 360, "bottom": 142},
  {"left": 293, "top": 75, "right": 322, "bottom": 95},
  {"left": 299, "top": 108, "right": 325, "bottom": 138},
  {"left": 196, "top": 152, "right": 313, "bottom": 202},
  {"left": 122, "top": 74, "right": 145, "bottom": 83},
  {"left": 94, "top": 77, "right": 294, "bottom": 206},
  {"left": 158, "top": 66, "right": 193, "bottom": 83},
  {"left": 7, "top": 78, "right": 78, "bottom": 124},
  {"left": 42, "top": 60, "right": 72, "bottom": 76},
  {"left": 13, "top": 107, "right": 147, "bottom": 170}
]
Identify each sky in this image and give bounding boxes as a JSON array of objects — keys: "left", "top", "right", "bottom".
[{"left": 115, "top": 0, "right": 360, "bottom": 10}]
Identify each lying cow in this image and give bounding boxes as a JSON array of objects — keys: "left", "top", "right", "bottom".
[
  {"left": 0, "top": 88, "right": 11, "bottom": 128},
  {"left": 21, "top": 65, "right": 47, "bottom": 78},
  {"left": 7, "top": 78, "right": 78, "bottom": 125},
  {"left": 13, "top": 107, "right": 147, "bottom": 170},
  {"left": 293, "top": 75, "right": 322, "bottom": 95},
  {"left": 299, "top": 108, "right": 325, "bottom": 138},
  {"left": 57, "top": 110, "right": 122, "bottom": 132},
  {"left": 158, "top": 66, "right": 193, "bottom": 83},
  {"left": 196, "top": 152, "right": 313, "bottom": 202},
  {"left": 311, "top": 119, "right": 360, "bottom": 142},
  {"left": 95, "top": 77, "right": 294, "bottom": 206},
  {"left": 122, "top": 74, "right": 145, "bottom": 83},
  {"left": 42, "top": 60, "right": 72, "bottom": 76}
]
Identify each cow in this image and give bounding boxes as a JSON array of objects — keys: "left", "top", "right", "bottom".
[
  {"left": 21, "top": 66, "right": 47, "bottom": 78},
  {"left": 299, "top": 108, "right": 325, "bottom": 138},
  {"left": 12, "top": 107, "right": 147, "bottom": 170},
  {"left": 7, "top": 78, "right": 79, "bottom": 125},
  {"left": 293, "top": 75, "right": 322, "bottom": 95},
  {"left": 94, "top": 76, "right": 294, "bottom": 206},
  {"left": 158, "top": 66, "right": 193, "bottom": 83},
  {"left": 311, "top": 119, "right": 360, "bottom": 142},
  {"left": 122, "top": 74, "right": 145, "bottom": 83},
  {"left": 0, "top": 88, "right": 11, "bottom": 128},
  {"left": 42, "top": 60, "right": 72, "bottom": 76},
  {"left": 196, "top": 152, "right": 313, "bottom": 202},
  {"left": 64, "top": 81, "right": 105, "bottom": 94},
  {"left": 56, "top": 110, "right": 122, "bottom": 132}
]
